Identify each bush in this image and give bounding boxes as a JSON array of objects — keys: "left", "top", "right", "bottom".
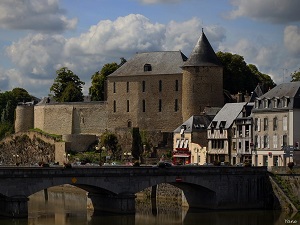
[{"left": 288, "top": 162, "right": 294, "bottom": 169}]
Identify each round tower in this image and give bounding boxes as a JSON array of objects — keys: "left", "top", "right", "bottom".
[
  {"left": 181, "top": 31, "right": 224, "bottom": 121},
  {"left": 15, "top": 104, "right": 34, "bottom": 133}
]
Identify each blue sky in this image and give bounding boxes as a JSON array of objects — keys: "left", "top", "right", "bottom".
[{"left": 0, "top": 0, "right": 300, "bottom": 98}]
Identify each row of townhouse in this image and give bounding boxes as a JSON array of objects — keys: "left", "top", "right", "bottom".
[
  {"left": 207, "top": 82, "right": 300, "bottom": 166},
  {"left": 173, "top": 82, "right": 300, "bottom": 166}
]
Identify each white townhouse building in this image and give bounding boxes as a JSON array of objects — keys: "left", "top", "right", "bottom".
[
  {"left": 207, "top": 102, "right": 251, "bottom": 164},
  {"left": 251, "top": 82, "right": 300, "bottom": 166}
]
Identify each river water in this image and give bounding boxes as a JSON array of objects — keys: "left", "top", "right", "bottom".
[{"left": 0, "top": 186, "right": 298, "bottom": 225}]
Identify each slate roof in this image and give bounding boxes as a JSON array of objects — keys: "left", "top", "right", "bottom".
[
  {"left": 182, "top": 31, "right": 222, "bottom": 67},
  {"left": 109, "top": 51, "right": 187, "bottom": 77},
  {"left": 208, "top": 102, "right": 248, "bottom": 129},
  {"left": 259, "top": 82, "right": 300, "bottom": 99},
  {"left": 249, "top": 84, "right": 264, "bottom": 102},
  {"left": 174, "top": 115, "right": 212, "bottom": 133},
  {"left": 253, "top": 82, "right": 300, "bottom": 110}
]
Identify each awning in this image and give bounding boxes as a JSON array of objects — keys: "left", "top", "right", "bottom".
[{"left": 173, "top": 154, "right": 190, "bottom": 158}]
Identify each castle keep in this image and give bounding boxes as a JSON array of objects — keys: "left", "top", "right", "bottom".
[{"left": 15, "top": 31, "right": 224, "bottom": 152}]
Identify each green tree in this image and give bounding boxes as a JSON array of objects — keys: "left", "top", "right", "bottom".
[
  {"left": 100, "top": 131, "right": 121, "bottom": 160},
  {"left": 131, "top": 127, "right": 142, "bottom": 160},
  {"left": 89, "top": 59, "right": 126, "bottom": 101},
  {"left": 50, "top": 67, "right": 85, "bottom": 102},
  {"left": 217, "top": 52, "right": 276, "bottom": 94},
  {"left": 248, "top": 64, "right": 276, "bottom": 92},
  {"left": 0, "top": 87, "right": 32, "bottom": 139},
  {"left": 291, "top": 68, "right": 300, "bottom": 82}
]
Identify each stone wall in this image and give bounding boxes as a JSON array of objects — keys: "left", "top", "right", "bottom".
[
  {"left": 34, "top": 102, "right": 108, "bottom": 135},
  {"left": 182, "top": 66, "right": 223, "bottom": 121},
  {"left": 107, "top": 74, "right": 183, "bottom": 132}
]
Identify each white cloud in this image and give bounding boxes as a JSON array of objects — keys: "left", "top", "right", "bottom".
[
  {"left": 6, "top": 34, "right": 66, "bottom": 78},
  {"left": 284, "top": 25, "right": 300, "bottom": 56},
  {"left": 163, "top": 18, "right": 225, "bottom": 54},
  {"left": 227, "top": 0, "right": 300, "bottom": 23},
  {"left": 4, "top": 14, "right": 227, "bottom": 97},
  {"left": 0, "top": 0, "right": 77, "bottom": 32},
  {"left": 65, "top": 14, "right": 166, "bottom": 57}
]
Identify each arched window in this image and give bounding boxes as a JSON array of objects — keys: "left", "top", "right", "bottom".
[{"left": 127, "top": 120, "right": 132, "bottom": 128}]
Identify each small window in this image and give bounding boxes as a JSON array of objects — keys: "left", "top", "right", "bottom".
[
  {"left": 273, "top": 117, "right": 277, "bottom": 131},
  {"left": 175, "top": 80, "right": 179, "bottom": 91},
  {"left": 142, "top": 81, "right": 146, "bottom": 92},
  {"left": 159, "top": 99, "right": 162, "bottom": 112},
  {"left": 283, "top": 116, "right": 288, "bottom": 131},
  {"left": 159, "top": 80, "right": 162, "bottom": 92},
  {"left": 264, "top": 135, "right": 269, "bottom": 148},
  {"left": 144, "top": 64, "right": 152, "bottom": 72},
  {"left": 283, "top": 134, "right": 288, "bottom": 147},
  {"left": 127, "top": 82, "right": 129, "bottom": 93},
  {"left": 174, "top": 99, "right": 178, "bottom": 112},
  {"left": 113, "top": 82, "right": 116, "bottom": 93},
  {"left": 264, "top": 118, "right": 268, "bottom": 131},
  {"left": 113, "top": 100, "right": 116, "bottom": 112},
  {"left": 127, "top": 100, "right": 129, "bottom": 112},
  {"left": 127, "top": 120, "right": 132, "bottom": 128},
  {"left": 142, "top": 99, "right": 146, "bottom": 112}
]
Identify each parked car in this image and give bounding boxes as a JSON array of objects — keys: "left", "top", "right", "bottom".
[{"left": 157, "top": 161, "right": 173, "bottom": 168}]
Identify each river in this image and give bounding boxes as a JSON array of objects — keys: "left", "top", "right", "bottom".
[{"left": 0, "top": 186, "right": 298, "bottom": 225}]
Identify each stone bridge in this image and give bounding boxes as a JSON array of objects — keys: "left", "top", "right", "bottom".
[{"left": 0, "top": 166, "right": 276, "bottom": 217}]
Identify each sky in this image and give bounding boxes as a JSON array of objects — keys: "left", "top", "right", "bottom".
[{"left": 0, "top": 0, "right": 300, "bottom": 98}]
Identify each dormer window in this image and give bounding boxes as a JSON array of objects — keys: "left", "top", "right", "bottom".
[
  {"left": 264, "top": 99, "right": 269, "bottom": 108},
  {"left": 282, "top": 96, "right": 290, "bottom": 107},
  {"left": 272, "top": 97, "right": 279, "bottom": 108},
  {"left": 211, "top": 121, "right": 217, "bottom": 134},
  {"left": 255, "top": 99, "right": 260, "bottom": 108},
  {"left": 144, "top": 64, "right": 152, "bottom": 72}
]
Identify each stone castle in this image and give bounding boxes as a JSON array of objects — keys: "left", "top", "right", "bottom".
[{"left": 14, "top": 31, "right": 224, "bottom": 153}]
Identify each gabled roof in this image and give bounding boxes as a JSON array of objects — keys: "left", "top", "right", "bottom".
[
  {"left": 208, "top": 102, "right": 248, "bottom": 129},
  {"left": 174, "top": 115, "right": 211, "bottom": 133},
  {"left": 108, "top": 51, "right": 187, "bottom": 77},
  {"left": 182, "top": 31, "right": 222, "bottom": 67},
  {"left": 249, "top": 84, "right": 264, "bottom": 102}
]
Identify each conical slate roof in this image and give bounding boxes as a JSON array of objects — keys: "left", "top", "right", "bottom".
[{"left": 183, "top": 31, "right": 222, "bottom": 67}]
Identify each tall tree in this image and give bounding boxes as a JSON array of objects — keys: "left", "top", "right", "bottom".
[
  {"left": 0, "top": 87, "right": 32, "bottom": 139},
  {"left": 248, "top": 64, "right": 276, "bottom": 92},
  {"left": 50, "top": 67, "right": 85, "bottom": 102},
  {"left": 89, "top": 59, "right": 126, "bottom": 101},
  {"left": 216, "top": 52, "right": 275, "bottom": 94},
  {"left": 291, "top": 68, "right": 300, "bottom": 82},
  {"left": 100, "top": 131, "right": 121, "bottom": 160}
]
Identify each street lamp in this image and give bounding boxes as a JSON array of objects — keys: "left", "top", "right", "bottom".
[
  {"left": 13, "top": 154, "right": 19, "bottom": 166},
  {"left": 95, "top": 146, "right": 104, "bottom": 166},
  {"left": 64, "top": 153, "right": 70, "bottom": 163}
]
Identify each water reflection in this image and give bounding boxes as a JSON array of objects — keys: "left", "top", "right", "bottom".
[{"left": 0, "top": 187, "right": 297, "bottom": 225}]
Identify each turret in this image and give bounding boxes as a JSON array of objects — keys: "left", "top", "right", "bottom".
[{"left": 181, "top": 30, "right": 224, "bottom": 121}]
